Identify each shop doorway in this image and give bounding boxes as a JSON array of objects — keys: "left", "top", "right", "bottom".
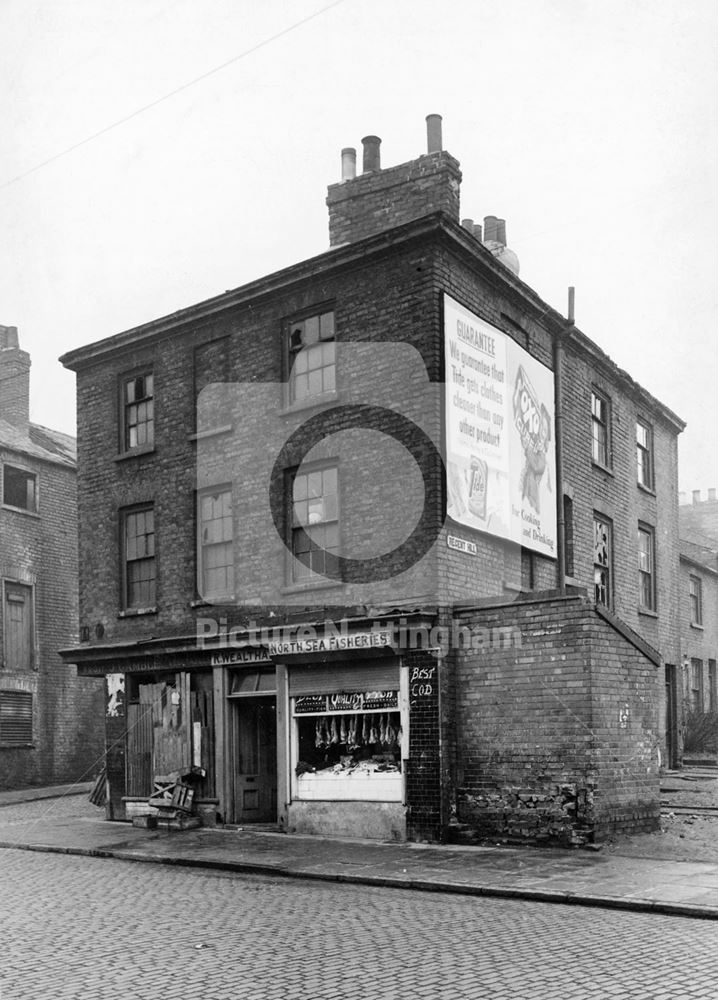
[{"left": 230, "top": 696, "right": 277, "bottom": 823}]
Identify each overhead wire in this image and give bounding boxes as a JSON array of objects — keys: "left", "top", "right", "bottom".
[{"left": 0, "top": 0, "right": 349, "bottom": 193}]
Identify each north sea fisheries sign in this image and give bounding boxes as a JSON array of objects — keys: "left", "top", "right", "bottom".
[{"left": 444, "top": 293, "right": 557, "bottom": 558}]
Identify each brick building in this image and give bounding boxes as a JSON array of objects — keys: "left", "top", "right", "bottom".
[
  {"left": 0, "top": 325, "right": 103, "bottom": 789},
  {"left": 60, "top": 118, "right": 683, "bottom": 844},
  {"left": 678, "top": 492, "right": 718, "bottom": 728}
]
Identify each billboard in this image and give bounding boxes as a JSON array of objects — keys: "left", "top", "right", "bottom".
[{"left": 444, "top": 293, "right": 557, "bottom": 558}]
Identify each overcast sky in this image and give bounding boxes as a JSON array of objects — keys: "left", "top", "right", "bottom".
[{"left": 1, "top": 0, "right": 716, "bottom": 494}]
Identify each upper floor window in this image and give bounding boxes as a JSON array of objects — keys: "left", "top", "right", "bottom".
[
  {"left": 638, "top": 524, "right": 656, "bottom": 611},
  {"left": 198, "top": 488, "right": 234, "bottom": 599},
  {"left": 288, "top": 310, "right": 335, "bottom": 404},
  {"left": 593, "top": 514, "right": 612, "bottom": 608},
  {"left": 591, "top": 390, "right": 611, "bottom": 467},
  {"left": 122, "top": 373, "right": 154, "bottom": 450},
  {"left": 636, "top": 419, "right": 653, "bottom": 489},
  {"left": 689, "top": 574, "right": 703, "bottom": 625},
  {"left": 290, "top": 464, "right": 339, "bottom": 582},
  {"left": 3, "top": 582, "right": 34, "bottom": 671},
  {"left": 0, "top": 690, "right": 33, "bottom": 744},
  {"left": 2, "top": 465, "right": 37, "bottom": 512},
  {"left": 122, "top": 505, "right": 155, "bottom": 609}
]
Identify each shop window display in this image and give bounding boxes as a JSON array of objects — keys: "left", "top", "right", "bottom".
[{"left": 292, "top": 691, "right": 403, "bottom": 801}]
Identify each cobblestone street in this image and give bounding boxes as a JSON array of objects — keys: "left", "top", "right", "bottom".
[{"left": 1, "top": 844, "right": 717, "bottom": 1000}]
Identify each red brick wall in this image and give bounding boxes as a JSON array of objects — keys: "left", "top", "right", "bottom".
[
  {"left": 452, "top": 594, "right": 661, "bottom": 845},
  {"left": 0, "top": 448, "right": 104, "bottom": 789}
]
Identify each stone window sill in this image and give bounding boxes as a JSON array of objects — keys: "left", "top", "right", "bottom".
[
  {"left": 118, "top": 607, "right": 158, "bottom": 618},
  {"left": 114, "top": 446, "right": 155, "bottom": 462},
  {"left": 187, "top": 425, "right": 233, "bottom": 442},
  {"left": 637, "top": 482, "right": 656, "bottom": 497},
  {"left": 690, "top": 621, "right": 705, "bottom": 631},
  {"left": 591, "top": 460, "right": 614, "bottom": 477},
  {"left": 1, "top": 504, "right": 40, "bottom": 519},
  {"left": 279, "top": 390, "right": 339, "bottom": 417},
  {"left": 638, "top": 607, "right": 658, "bottom": 619}
]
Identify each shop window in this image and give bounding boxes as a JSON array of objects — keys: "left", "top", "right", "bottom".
[
  {"left": 122, "top": 372, "right": 154, "bottom": 451},
  {"left": 198, "top": 487, "right": 234, "bottom": 600},
  {"left": 287, "top": 310, "right": 335, "bottom": 404},
  {"left": 3, "top": 582, "right": 34, "bottom": 671},
  {"left": 292, "top": 691, "right": 402, "bottom": 802},
  {"left": 0, "top": 690, "right": 33, "bottom": 744},
  {"left": 593, "top": 514, "right": 612, "bottom": 608},
  {"left": 638, "top": 524, "right": 656, "bottom": 611},
  {"left": 290, "top": 464, "right": 339, "bottom": 581},
  {"left": 691, "top": 658, "right": 704, "bottom": 712},
  {"left": 2, "top": 465, "right": 37, "bottom": 512},
  {"left": 122, "top": 505, "right": 156, "bottom": 609},
  {"left": 636, "top": 419, "right": 653, "bottom": 489},
  {"left": 591, "top": 389, "right": 611, "bottom": 468},
  {"left": 689, "top": 575, "right": 703, "bottom": 626}
]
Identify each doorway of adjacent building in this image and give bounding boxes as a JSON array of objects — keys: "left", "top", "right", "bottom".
[
  {"left": 665, "top": 663, "right": 678, "bottom": 770},
  {"left": 230, "top": 696, "right": 277, "bottom": 823}
]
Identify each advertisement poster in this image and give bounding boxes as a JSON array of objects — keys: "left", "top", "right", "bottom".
[{"left": 444, "top": 294, "right": 556, "bottom": 558}]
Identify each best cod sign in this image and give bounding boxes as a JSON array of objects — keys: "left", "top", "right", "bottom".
[{"left": 444, "top": 294, "right": 557, "bottom": 558}]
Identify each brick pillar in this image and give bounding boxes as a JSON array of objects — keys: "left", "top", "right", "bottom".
[{"left": 405, "top": 649, "right": 443, "bottom": 841}]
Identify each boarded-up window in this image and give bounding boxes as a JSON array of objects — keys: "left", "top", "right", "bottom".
[
  {"left": 3, "top": 583, "right": 33, "bottom": 670},
  {"left": 0, "top": 690, "right": 33, "bottom": 743},
  {"left": 194, "top": 337, "right": 229, "bottom": 430}
]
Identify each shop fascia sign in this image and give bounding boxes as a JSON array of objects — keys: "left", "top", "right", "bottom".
[
  {"left": 268, "top": 628, "right": 394, "bottom": 657},
  {"left": 209, "top": 647, "right": 272, "bottom": 667}
]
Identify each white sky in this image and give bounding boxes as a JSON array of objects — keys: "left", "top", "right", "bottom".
[{"left": 1, "top": 0, "right": 716, "bottom": 494}]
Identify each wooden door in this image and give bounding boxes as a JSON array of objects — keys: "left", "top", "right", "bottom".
[
  {"left": 231, "top": 697, "right": 277, "bottom": 823},
  {"left": 4, "top": 583, "right": 33, "bottom": 671}
]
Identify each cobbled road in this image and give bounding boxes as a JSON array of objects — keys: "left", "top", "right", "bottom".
[{"left": 0, "top": 805, "right": 717, "bottom": 999}]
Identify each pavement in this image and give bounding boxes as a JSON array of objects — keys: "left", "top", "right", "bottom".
[{"left": 2, "top": 783, "right": 718, "bottom": 921}]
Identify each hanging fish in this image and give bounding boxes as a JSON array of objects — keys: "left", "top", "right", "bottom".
[
  {"left": 315, "top": 718, "right": 323, "bottom": 748},
  {"left": 362, "top": 714, "right": 369, "bottom": 743},
  {"left": 330, "top": 716, "right": 339, "bottom": 743},
  {"left": 340, "top": 715, "right": 347, "bottom": 744},
  {"left": 379, "top": 714, "right": 386, "bottom": 745},
  {"left": 385, "top": 719, "right": 395, "bottom": 746}
]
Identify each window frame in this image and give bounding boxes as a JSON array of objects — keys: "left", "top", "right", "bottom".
[
  {"left": 1, "top": 462, "right": 38, "bottom": 514},
  {"left": 689, "top": 574, "right": 703, "bottom": 626},
  {"left": 120, "top": 504, "right": 156, "bottom": 611},
  {"left": 691, "top": 658, "right": 704, "bottom": 713},
  {"left": 285, "top": 308, "right": 336, "bottom": 407},
  {"left": 593, "top": 513, "right": 613, "bottom": 609},
  {"left": 591, "top": 389, "right": 611, "bottom": 469},
  {"left": 636, "top": 418, "right": 654, "bottom": 490},
  {"left": 709, "top": 660, "right": 717, "bottom": 713},
  {"left": 197, "top": 485, "right": 235, "bottom": 601},
  {"left": 120, "top": 370, "right": 155, "bottom": 453},
  {"left": 287, "top": 461, "right": 340, "bottom": 584},
  {"left": 637, "top": 523, "right": 656, "bottom": 612}
]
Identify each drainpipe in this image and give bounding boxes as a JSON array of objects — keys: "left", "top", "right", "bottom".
[{"left": 554, "top": 287, "right": 574, "bottom": 593}]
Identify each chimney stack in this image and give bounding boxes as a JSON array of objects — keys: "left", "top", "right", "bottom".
[
  {"left": 483, "top": 215, "right": 499, "bottom": 243},
  {"left": 361, "top": 135, "right": 381, "bottom": 173},
  {"left": 341, "top": 147, "right": 356, "bottom": 182},
  {"left": 693, "top": 490, "right": 701, "bottom": 505},
  {"left": 709, "top": 488, "right": 717, "bottom": 502},
  {"left": 0, "top": 325, "right": 31, "bottom": 433},
  {"left": 426, "top": 114, "right": 443, "bottom": 153}
]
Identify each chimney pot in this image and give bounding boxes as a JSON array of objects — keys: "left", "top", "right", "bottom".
[
  {"left": 473, "top": 223, "right": 483, "bottom": 242},
  {"left": 361, "top": 135, "right": 381, "bottom": 173},
  {"left": 426, "top": 114, "right": 443, "bottom": 153},
  {"left": 496, "top": 219, "right": 507, "bottom": 246},
  {"left": 0, "top": 324, "right": 19, "bottom": 350},
  {"left": 709, "top": 488, "right": 717, "bottom": 502},
  {"left": 693, "top": 489, "right": 701, "bottom": 505},
  {"left": 484, "top": 215, "right": 499, "bottom": 244},
  {"left": 461, "top": 218, "right": 474, "bottom": 232},
  {"left": 341, "top": 147, "right": 356, "bottom": 182}
]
